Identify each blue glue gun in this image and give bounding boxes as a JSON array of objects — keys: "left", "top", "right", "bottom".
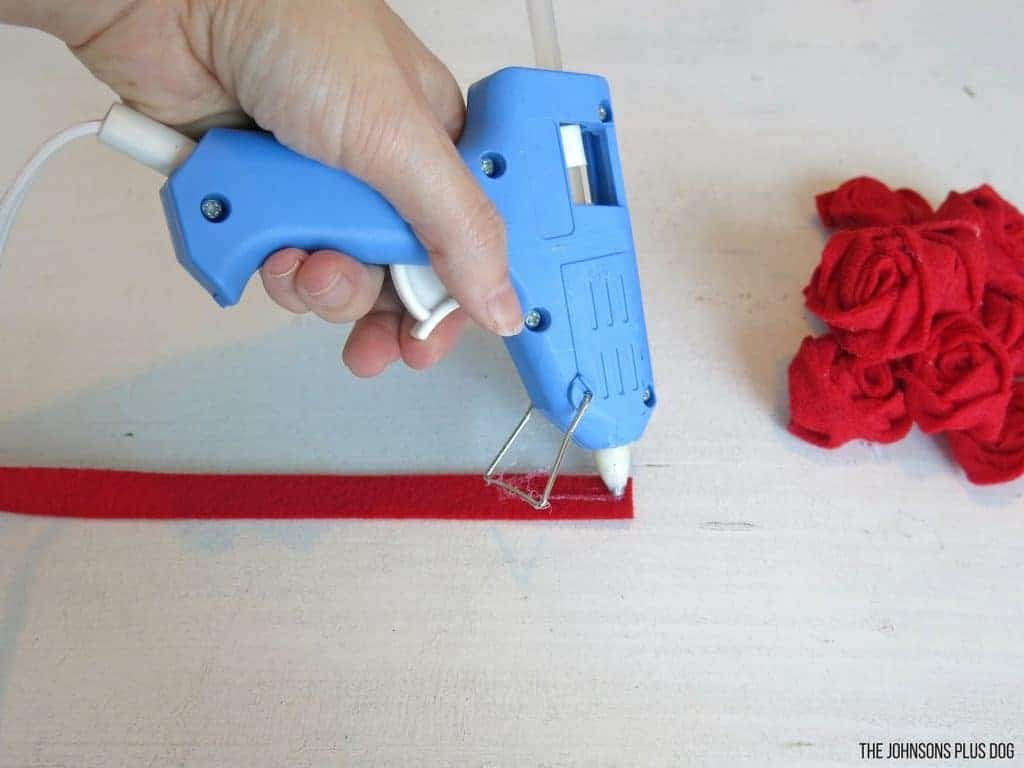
[{"left": 158, "top": 67, "right": 655, "bottom": 504}]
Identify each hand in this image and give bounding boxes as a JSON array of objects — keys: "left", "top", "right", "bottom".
[{"left": 3, "top": 0, "right": 523, "bottom": 376}]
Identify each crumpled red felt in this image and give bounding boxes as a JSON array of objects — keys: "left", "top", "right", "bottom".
[
  {"left": 981, "top": 272, "right": 1024, "bottom": 375},
  {"left": 803, "top": 224, "right": 958, "bottom": 361},
  {"left": 816, "top": 177, "right": 934, "bottom": 229},
  {"left": 788, "top": 334, "right": 912, "bottom": 448},
  {"left": 897, "top": 313, "right": 1013, "bottom": 441},
  {"left": 948, "top": 383, "right": 1024, "bottom": 485},
  {"left": 935, "top": 185, "right": 1024, "bottom": 278},
  {"left": 929, "top": 220, "right": 987, "bottom": 315},
  {"left": 792, "top": 177, "right": 1024, "bottom": 486}
]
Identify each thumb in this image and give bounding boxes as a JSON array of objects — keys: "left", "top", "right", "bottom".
[
  {"left": 336, "top": 76, "right": 524, "bottom": 337},
  {"left": 215, "top": 0, "right": 523, "bottom": 336}
]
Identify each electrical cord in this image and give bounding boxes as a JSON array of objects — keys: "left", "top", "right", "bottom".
[
  {"left": 0, "top": 105, "right": 197, "bottom": 275},
  {"left": 1, "top": 0, "right": 562, "bottom": 273},
  {"left": 0, "top": 120, "right": 102, "bottom": 266}
]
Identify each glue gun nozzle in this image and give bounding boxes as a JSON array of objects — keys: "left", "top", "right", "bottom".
[{"left": 595, "top": 445, "right": 631, "bottom": 498}]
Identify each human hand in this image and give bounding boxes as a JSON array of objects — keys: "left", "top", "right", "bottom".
[{"left": 3, "top": 0, "right": 523, "bottom": 376}]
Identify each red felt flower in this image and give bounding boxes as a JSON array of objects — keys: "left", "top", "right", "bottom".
[
  {"left": 816, "top": 177, "right": 933, "bottom": 229},
  {"left": 948, "top": 383, "right": 1024, "bottom": 485},
  {"left": 926, "top": 220, "right": 987, "bottom": 314},
  {"left": 788, "top": 334, "right": 912, "bottom": 448},
  {"left": 981, "top": 272, "right": 1024, "bottom": 375},
  {"left": 804, "top": 224, "right": 956, "bottom": 361},
  {"left": 898, "top": 314, "right": 1013, "bottom": 441},
  {"left": 934, "top": 184, "right": 1024, "bottom": 278}
]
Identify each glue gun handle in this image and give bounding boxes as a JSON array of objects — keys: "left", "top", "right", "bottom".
[{"left": 161, "top": 129, "right": 430, "bottom": 307}]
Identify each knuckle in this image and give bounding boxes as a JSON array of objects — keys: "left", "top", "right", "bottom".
[
  {"left": 315, "top": 302, "right": 361, "bottom": 324},
  {"left": 262, "top": 281, "right": 308, "bottom": 315},
  {"left": 319, "top": 268, "right": 383, "bottom": 324},
  {"left": 462, "top": 196, "right": 508, "bottom": 264},
  {"left": 431, "top": 196, "right": 507, "bottom": 289},
  {"left": 335, "top": 74, "right": 408, "bottom": 178}
]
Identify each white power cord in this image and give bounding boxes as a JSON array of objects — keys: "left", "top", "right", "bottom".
[
  {"left": 0, "top": 105, "right": 196, "bottom": 272},
  {"left": 0, "top": 120, "right": 102, "bottom": 264},
  {"left": 1, "top": 0, "right": 561, "bottom": 272}
]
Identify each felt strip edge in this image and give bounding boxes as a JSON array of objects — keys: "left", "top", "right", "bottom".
[{"left": 0, "top": 468, "right": 633, "bottom": 521}]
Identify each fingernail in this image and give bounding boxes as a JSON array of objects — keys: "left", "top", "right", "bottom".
[
  {"left": 486, "top": 282, "right": 524, "bottom": 337},
  {"left": 305, "top": 272, "right": 352, "bottom": 307},
  {"left": 268, "top": 253, "right": 301, "bottom": 278}
]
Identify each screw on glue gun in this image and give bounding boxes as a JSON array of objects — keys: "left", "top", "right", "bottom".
[{"left": 102, "top": 68, "right": 655, "bottom": 506}]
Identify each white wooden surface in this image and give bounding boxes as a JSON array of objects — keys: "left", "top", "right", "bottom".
[{"left": 1, "top": 2, "right": 1023, "bottom": 765}]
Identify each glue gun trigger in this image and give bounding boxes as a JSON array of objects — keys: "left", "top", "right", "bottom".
[{"left": 390, "top": 263, "right": 461, "bottom": 341}]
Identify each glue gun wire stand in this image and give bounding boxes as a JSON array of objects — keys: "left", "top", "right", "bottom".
[{"left": 0, "top": 1, "right": 655, "bottom": 507}]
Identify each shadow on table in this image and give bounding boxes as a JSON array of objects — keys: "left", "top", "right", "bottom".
[
  {"left": 0, "top": 318, "right": 589, "bottom": 475},
  {"left": 693, "top": 173, "right": 835, "bottom": 426}
]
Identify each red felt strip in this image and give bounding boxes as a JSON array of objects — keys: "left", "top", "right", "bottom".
[{"left": 0, "top": 468, "right": 632, "bottom": 521}]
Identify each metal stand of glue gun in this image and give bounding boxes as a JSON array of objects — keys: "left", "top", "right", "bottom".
[{"left": 106, "top": 67, "right": 656, "bottom": 507}]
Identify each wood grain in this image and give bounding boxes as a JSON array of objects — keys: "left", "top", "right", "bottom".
[{"left": 1, "top": 1, "right": 1022, "bottom": 765}]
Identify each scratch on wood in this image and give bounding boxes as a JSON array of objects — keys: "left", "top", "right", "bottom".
[{"left": 700, "top": 521, "right": 758, "bottom": 531}]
